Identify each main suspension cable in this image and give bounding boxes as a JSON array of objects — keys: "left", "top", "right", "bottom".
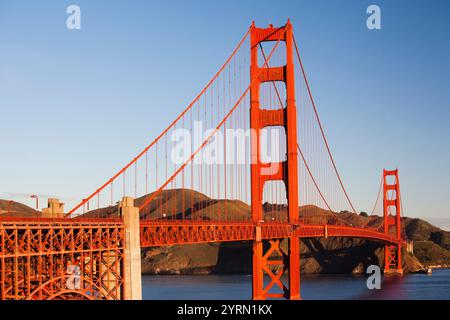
[
  {"left": 293, "top": 34, "right": 358, "bottom": 214},
  {"left": 259, "top": 43, "right": 333, "bottom": 212}
]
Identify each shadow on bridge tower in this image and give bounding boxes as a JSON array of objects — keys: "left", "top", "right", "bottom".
[
  {"left": 383, "top": 169, "right": 404, "bottom": 275},
  {"left": 250, "top": 20, "right": 300, "bottom": 300}
]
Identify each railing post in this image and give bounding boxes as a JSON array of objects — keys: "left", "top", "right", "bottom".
[{"left": 120, "top": 197, "right": 142, "bottom": 300}]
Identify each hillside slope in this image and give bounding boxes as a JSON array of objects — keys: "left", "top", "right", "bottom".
[{"left": 0, "top": 200, "right": 40, "bottom": 217}]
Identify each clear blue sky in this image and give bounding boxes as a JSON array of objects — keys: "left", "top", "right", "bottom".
[{"left": 1, "top": 1, "right": 449, "bottom": 225}]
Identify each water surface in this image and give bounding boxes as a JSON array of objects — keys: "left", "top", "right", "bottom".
[{"left": 142, "top": 269, "right": 450, "bottom": 300}]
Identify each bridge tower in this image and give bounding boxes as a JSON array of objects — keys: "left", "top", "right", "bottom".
[
  {"left": 250, "top": 20, "right": 300, "bottom": 300},
  {"left": 383, "top": 169, "right": 403, "bottom": 275}
]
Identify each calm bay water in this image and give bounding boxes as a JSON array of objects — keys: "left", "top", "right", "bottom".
[{"left": 142, "top": 269, "right": 450, "bottom": 300}]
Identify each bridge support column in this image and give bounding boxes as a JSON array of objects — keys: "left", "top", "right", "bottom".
[
  {"left": 384, "top": 245, "right": 403, "bottom": 275},
  {"left": 41, "top": 198, "right": 64, "bottom": 218},
  {"left": 120, "top": 197, "right": 142, "bottom": 300},
  {"left": 250, "top": 20, "right": 300, "bottom": 300},
  {"left": 406, "top": 240, "right": 414, "bottom": 254},
  {"left": 382, "top": 169, "right": 403, "bottom": 275}
]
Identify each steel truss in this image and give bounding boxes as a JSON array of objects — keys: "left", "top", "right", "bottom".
[{"left": 0, "top": 218, "right": 125, "bottom": 300}]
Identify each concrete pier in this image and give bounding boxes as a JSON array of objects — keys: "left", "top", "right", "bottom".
[
  {"left": 42, "top": 198, "right": 64, "bottom": 218},
  {"left": 120, "top": 197, "right": 142, "bottom": 300}
]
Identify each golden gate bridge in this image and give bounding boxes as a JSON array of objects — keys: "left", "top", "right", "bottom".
[{"left": 0, "top": 20, "right": 404, "bottom": 300}]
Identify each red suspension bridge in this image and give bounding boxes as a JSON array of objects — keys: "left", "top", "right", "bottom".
[{"left": 0, "top": 21, "right": 404, "bottom": 300}]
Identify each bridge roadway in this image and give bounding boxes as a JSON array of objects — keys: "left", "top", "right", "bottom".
[
  {"left": 139, "top": 220, "right": 401, "bottom": 247},
  {"left": 0, "top": 218, "right": 399, "bottom": 252},
  {"left": 0, "top": 217, "right": 401, "bottom": 255}
]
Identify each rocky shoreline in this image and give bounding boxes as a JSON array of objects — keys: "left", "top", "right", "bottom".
[
  {"left": 424, "top": 264, "right": 450, "bottom": 269},
  {"left": 140, "top": 238, "right": 427, "bottom": 276}
]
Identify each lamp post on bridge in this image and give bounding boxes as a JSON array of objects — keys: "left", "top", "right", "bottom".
[{"left": 30, "top": 194, "right": 39, "bottom": 210}]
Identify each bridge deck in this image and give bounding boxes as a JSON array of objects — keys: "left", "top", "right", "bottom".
[
  {"left": 0, "top": 218, "right": 400, "bottom": 251},
  {"left": 139, "top": 220, "right": 400, "bottom": 247}
]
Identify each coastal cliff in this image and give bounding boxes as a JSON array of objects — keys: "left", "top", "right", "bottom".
[{"left": 140, "top": 238, "right": 425, "bottom": 275}]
